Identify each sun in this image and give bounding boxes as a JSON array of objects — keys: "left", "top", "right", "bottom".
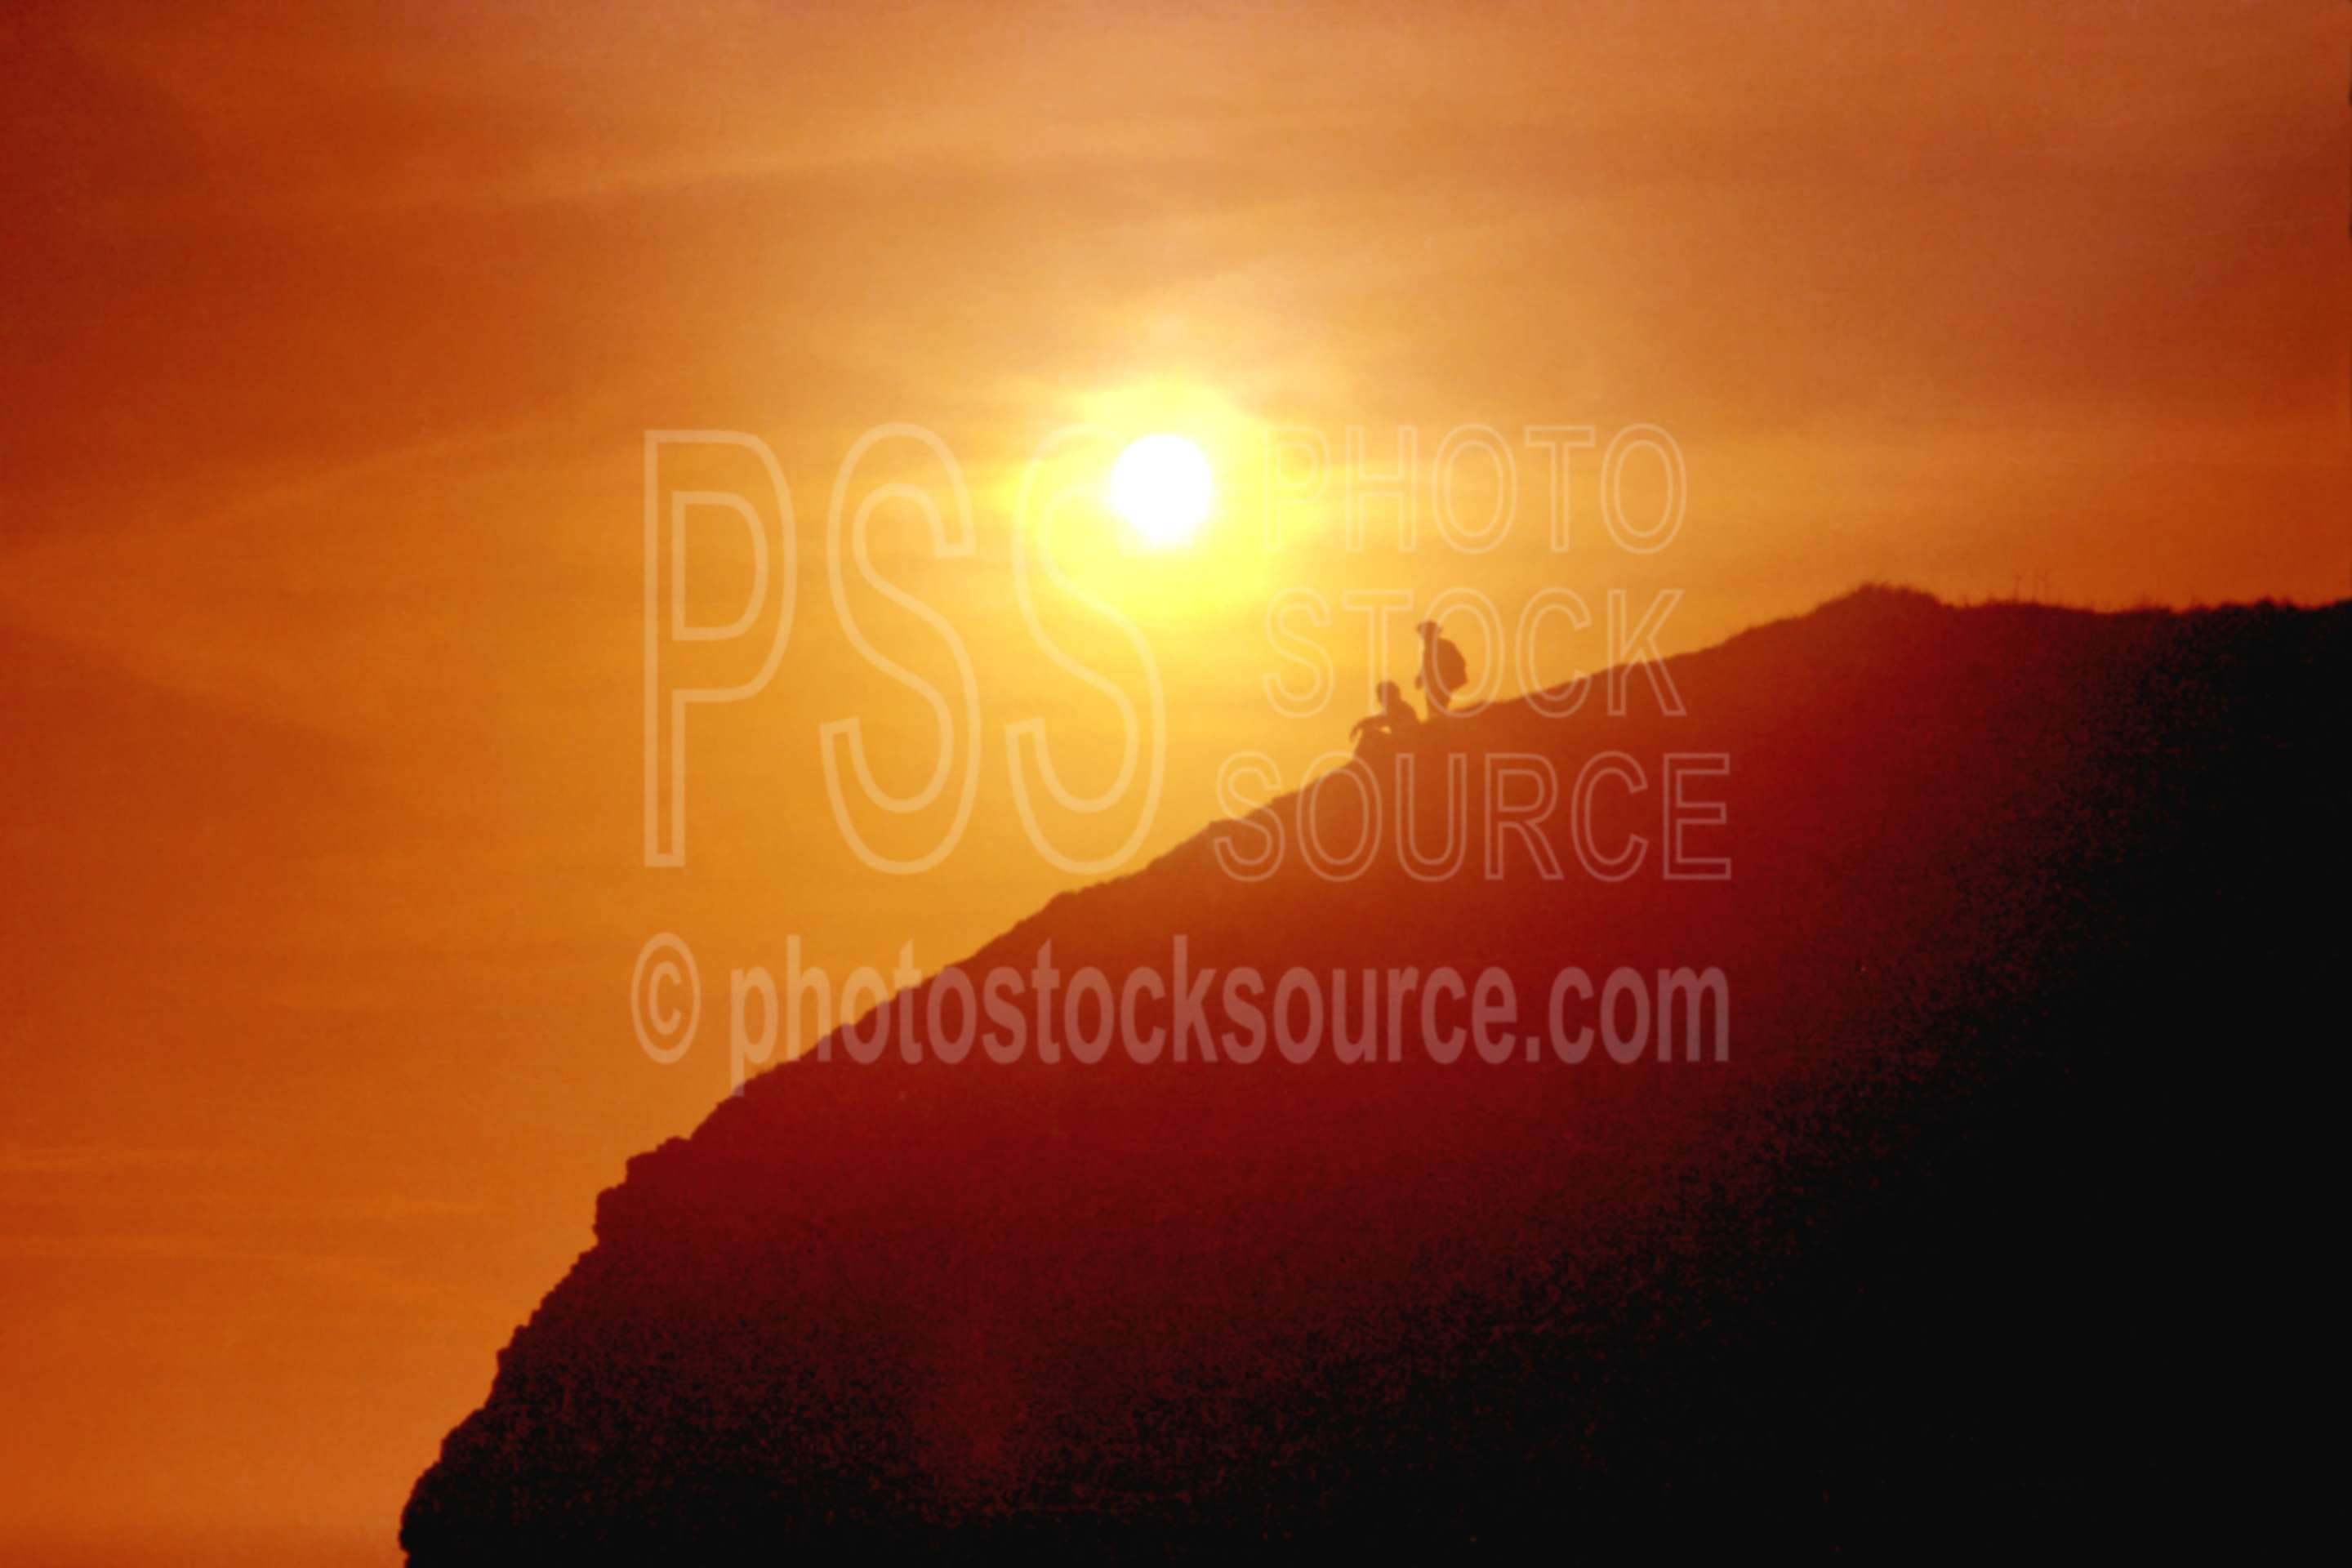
[{"left": 1107, "top": 433, "right": 1214, "bottom": 547}]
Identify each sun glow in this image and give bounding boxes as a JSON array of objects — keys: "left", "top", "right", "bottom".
[{"left": 1107, "top": 433, "right": 1214, "bottom": 547}]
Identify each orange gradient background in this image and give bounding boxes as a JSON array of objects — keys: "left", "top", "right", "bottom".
[{"left": 2, "top": 2, "right": 2345, "bottom": 1561}]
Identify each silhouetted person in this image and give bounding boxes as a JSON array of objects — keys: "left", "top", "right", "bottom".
[
  {"left": 1350, "top": 679, "right": 1419, "bottom": 756},
  {"left": 1415, "top": 617, "right": 1468, "bottom": 717}
]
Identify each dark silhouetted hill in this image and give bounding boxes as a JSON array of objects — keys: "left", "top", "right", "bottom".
[{"left": 403, "top": 587, "right": 2345, "bottom": 1560}]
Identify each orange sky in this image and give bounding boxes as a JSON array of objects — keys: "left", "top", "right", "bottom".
[{"left": 2, "top": 2, "right": 2346, "bottom": 1560}]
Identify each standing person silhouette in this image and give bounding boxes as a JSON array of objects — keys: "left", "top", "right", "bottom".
[{"left": 1415, "top": 617, "right": 1468, "bottom": 718}]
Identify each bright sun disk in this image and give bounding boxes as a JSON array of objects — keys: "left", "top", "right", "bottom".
[{"left": 1108, "top": 433, "right": 1214, "bottom": 546}]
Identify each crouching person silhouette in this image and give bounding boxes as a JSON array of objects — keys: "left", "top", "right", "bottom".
[
  {"left": 1415, "top": 617, "right": 1468, "bottom": 717},
  {"left": 1350, "top": 680, "right": 1419, "bottom": 760}
]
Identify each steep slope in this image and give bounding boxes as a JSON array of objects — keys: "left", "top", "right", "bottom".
[{"left": 403, "top": 588, "right": 2345, "bottom": 1559}]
